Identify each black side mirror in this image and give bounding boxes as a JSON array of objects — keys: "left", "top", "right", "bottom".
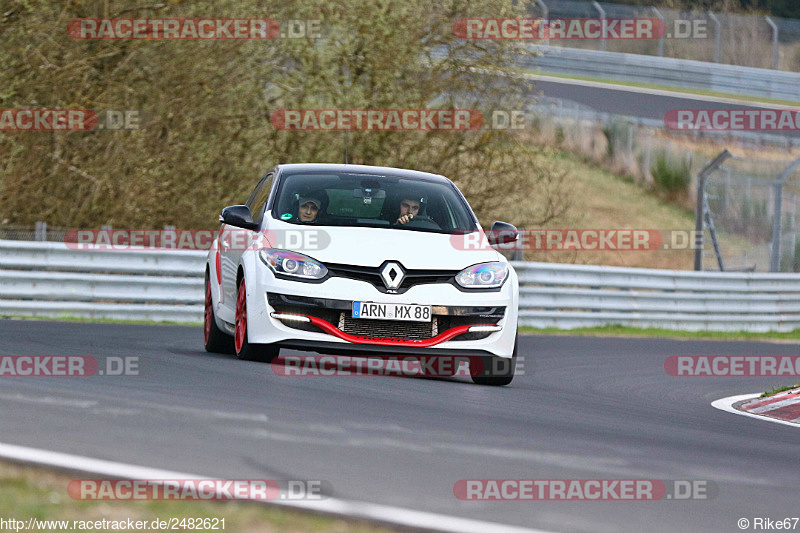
[
  {"left": 220, "top": 205, "right": 259, "bottom": 231},
  {"left": 487, "top": 221, "right": 518, "bottom": 246}
]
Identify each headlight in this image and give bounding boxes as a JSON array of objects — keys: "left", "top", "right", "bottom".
[
  {"left": 258, "top": 249, "right": 328, "bottom": 280},
  {"left": 455, "top": 262, "right": 508, "bottom": 289}
]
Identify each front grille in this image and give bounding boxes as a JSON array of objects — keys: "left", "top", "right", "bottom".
[
  {"left": 339, "top": 313, "right": 438, "bottom": 340},
  {"left": 326, "top": 263, "right": 457, "bottom": 293}
]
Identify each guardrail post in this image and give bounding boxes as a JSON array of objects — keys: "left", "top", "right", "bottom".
[
  {"left": 771, "top": 181, "right": 785, "bottom": 272},
  {"left": 164, "top": 225, "right": 176, "bottom": 250},
  {"left": 651, "top": 7, "right": 665, "bottom": 56},
  {"left": 708, "top": 11, "right": 721, "bottom": 63},
  {"left": 694, "top": 150, "right": 732, "bottom": 271},
  {"left": 769, "top": 158, "right": 800, "bottom": 272},
  {"left": 765, "top": 16, "right": 779, "bottom": 69},
  {"left": 592, "top": 1, "right": 606, "bottom": 52},
  {"left": 535, "top": 0, "right": 549, "bottom": 47},
  {"left": 35, "top": 221, "right": 47, "bottom": 242}
]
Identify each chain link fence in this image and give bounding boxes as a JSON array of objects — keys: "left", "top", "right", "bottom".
[
  {"left": 529, "top": 98, "right": 800, "bottom": 193},
  {"left": 527, "top": 0, "right": 800, "bottom": 71},
  {"left": 0, "top": 222, "right": 71, "bottom": 242},
  {"left": 526, "top": 100, "right": 800, "bottom": 273},
  {"left": 0, "top": 223, "right": 163, "bottom": 244},
  {"left": 697, "top": 154, "right": 800, "bottom": 272}
]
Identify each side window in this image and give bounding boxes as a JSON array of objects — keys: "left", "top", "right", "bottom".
[{"left": 246, "top": 173, "right": 274, "bottom": 225}]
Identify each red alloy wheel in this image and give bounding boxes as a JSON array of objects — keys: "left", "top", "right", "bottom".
[{"left": 234, "top": 281, "right": 247, "bottom": 354}]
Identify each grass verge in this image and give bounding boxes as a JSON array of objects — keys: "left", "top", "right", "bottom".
[
  {"left": 532, "top": 150, "right": 696, "bottom": 270},
  {"left": 760, "top": 384, "right": 800, "bottom": 398},
  {"left": 0, "top": 462, "right": 395, "bottom": 533},
  {"left": 519, "top": 325, "right": 800, "bottom": 343}
]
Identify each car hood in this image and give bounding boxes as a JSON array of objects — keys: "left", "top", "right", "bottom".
[{"left": 266, "top": 222, "right": 502, "bottom": 270}]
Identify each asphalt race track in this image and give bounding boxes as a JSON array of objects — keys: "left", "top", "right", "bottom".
[
  {"left": 1, "top": 319, "right": 799, "bottom": 532},
  {"left": 534, "top": 77, "right": 800, "bottom": 138}
]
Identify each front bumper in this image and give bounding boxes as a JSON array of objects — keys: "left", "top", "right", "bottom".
[{"left": 240, "top": 265, "right": 518, "bottom": 358}]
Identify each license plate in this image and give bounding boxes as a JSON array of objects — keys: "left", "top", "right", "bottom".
[{"left": 352, "top": 302, "right": 431, "bottom": 322}]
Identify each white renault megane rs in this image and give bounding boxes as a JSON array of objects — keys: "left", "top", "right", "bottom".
[{"left": 204, "top": 164, "right": 519, "bottom": 385}]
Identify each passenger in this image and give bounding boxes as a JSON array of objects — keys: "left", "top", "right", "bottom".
[{"left": 296, "top": 194, "right": 322, "bottom": 223}]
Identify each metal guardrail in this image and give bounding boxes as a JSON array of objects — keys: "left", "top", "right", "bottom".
[
  {"left": 0, "top": 240, "right": 205, "bottom": 276},
  {"left": 0, "top": 241, "right": 205, "bottom": 323},
  {"left": 1, "top": 241, "right": 798, "bottom": 332},
  {"left": 530, "top": 1, "right": 800, "bottom": 71},
  {"left": 526, "top": 46, "right": 800, "bottom": 101},
  {"left": 513, "top": 261, "right": 800, "bottom": 332}
]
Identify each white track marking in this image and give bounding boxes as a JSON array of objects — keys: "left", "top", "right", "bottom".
[{"left": 0, "top": 441, "right": 557, "bottom": 533}]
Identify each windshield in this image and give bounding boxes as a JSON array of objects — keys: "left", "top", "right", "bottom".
[{"left": 271, "top": 171, "right": 479, "bottom": 234}]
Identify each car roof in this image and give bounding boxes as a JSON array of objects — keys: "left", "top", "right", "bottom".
[{"left": 274, "top": 163, "right": 451, "bottom": 184}]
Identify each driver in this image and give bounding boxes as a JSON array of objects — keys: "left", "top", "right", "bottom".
[{"left": 395, "top": 196, "right": 422, "bottom": 225}]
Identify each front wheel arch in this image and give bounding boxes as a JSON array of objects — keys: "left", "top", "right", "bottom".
[{"left": 233, "top": 267, "right": 278, "bottom": 363}]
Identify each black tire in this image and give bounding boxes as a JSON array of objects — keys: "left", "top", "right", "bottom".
[
  {"left": 204, "top": 271, "right": 234, "bottom": 354},
  {"left": 234, "top": 276, "right": 279, "bottom": 363},
  {"left": 470, "top": 334, "right": 517, "bottom": 386}
]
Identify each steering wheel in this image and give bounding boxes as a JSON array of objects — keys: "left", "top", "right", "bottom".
[{"left": 400, "top": 215, "right": 441, "bottom": 230}]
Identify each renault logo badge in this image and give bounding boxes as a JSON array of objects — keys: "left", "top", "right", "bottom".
[{"left": 380, "top": 262, "right": 405, "bottom": 290}]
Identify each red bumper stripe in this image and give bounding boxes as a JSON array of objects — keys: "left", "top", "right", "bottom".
[{"left": 292, "top": 315, "right": 481, "bottom": 347}]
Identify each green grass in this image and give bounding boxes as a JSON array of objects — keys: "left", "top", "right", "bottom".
[
  {"left": 0, "top": 462, "right": 395, "bottom": 533},
  {"left": 542, "top": 150, "right": 696, "bottom": 271},
  {"left": 760, "top": 383, "right": 800, "bottom": 398},
  {"left": 523, "top": 69, "right": 800, "bottom": 107},
  {"left": 519, "top": 325, "right": 800, "bottom": 343}
]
